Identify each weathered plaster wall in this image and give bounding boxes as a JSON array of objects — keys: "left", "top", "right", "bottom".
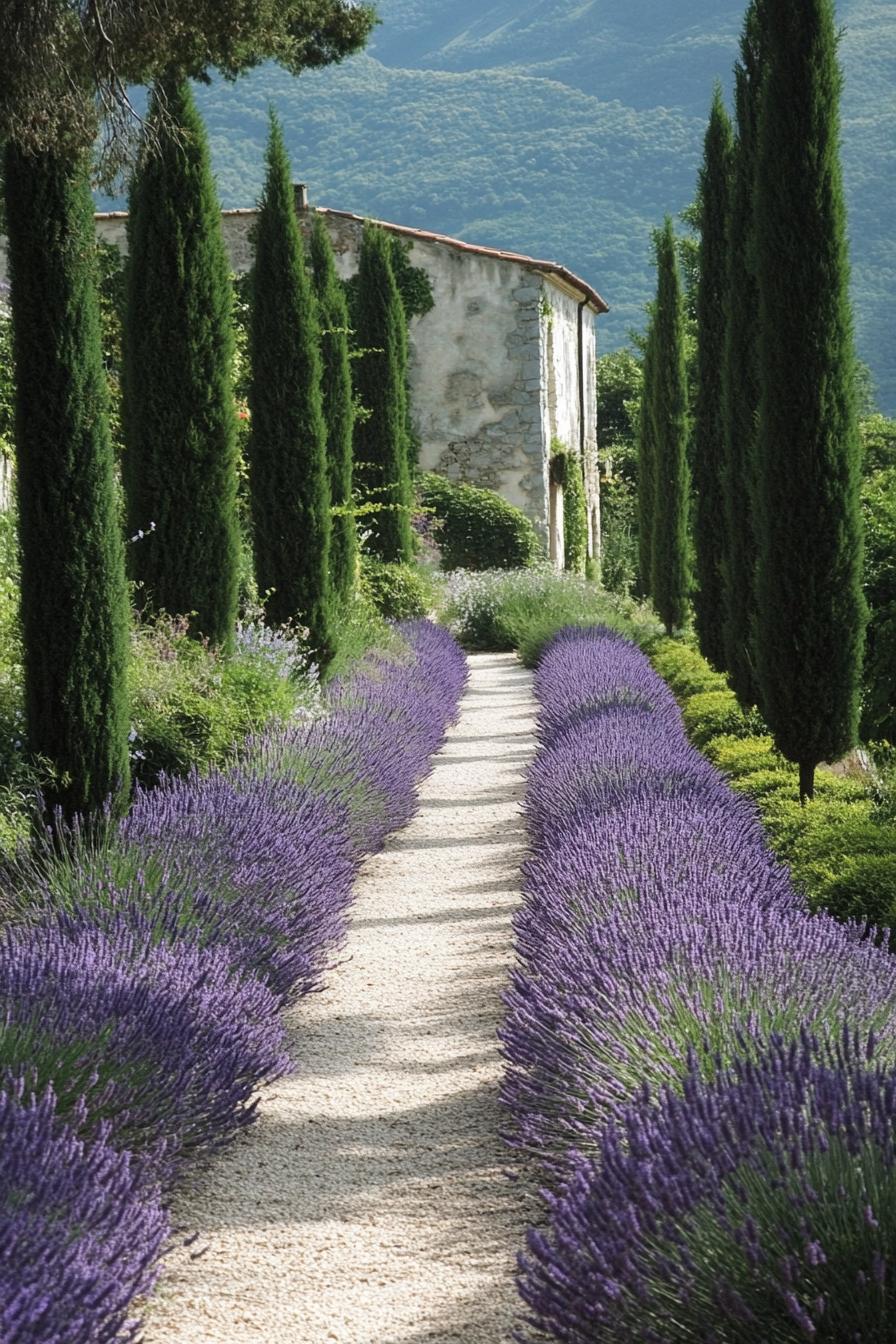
[
  {"left": 0, "top": 207, "right": 601, "bottom": 549},
  {"left": 295, "top": 213, "right": 550, "bottom": 538}
]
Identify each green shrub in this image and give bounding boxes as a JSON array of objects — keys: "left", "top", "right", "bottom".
[
  {"left": 128, "top": 613, "right": 319, "bottom": 788},
  {"left": 419, "top": 472, "right": 542, "bottom": 571},
  {"left": 550, "top": 441, "right": 587, "bottom": 575},
  {"left": 360, "top": 557, "right": 435, "bottom": 620},
  {"left": 681, "top": 689, "right": 763, "bottom": 748},
  {"left": 814, "top": 853, "right": 896, "bottom": 932},
  {"left": 325, "top": 587, "right": 403, "bottom": 684},
  {"left": 703, "top": 734, "right": 781, "bottom": 778},
  {"left": 440, "top": 566, "right": 634, "bottom": 659},
  {"left": 651, "top": 639, "right": 728, "bottom": 698}
]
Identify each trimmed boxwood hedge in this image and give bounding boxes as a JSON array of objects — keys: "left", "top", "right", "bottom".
[{"left": 419, "top": 472, "right": 541, "bottom": 572}]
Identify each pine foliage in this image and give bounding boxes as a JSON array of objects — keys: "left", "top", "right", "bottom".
[
  {"left": 352, "top": 222, "right": 414, "bottom": 563},
  {"left": 720, "top": 3, "right": 764, "bottom": 707},
  {"left": 649, "top": 219, "right": 692, "bottom": 634},
  {"left": 693, "top": 84, "right": 734, "bottom": 671},
  {"left": 309, "top": 213, "right": 356, "bottom": 605},
  {"left": 753, "top": 0, "right": 866, "bottom": 800},
  {"left": 123, "top": 78, "right": 239, "bottom": 648},
  {"left": 247, "top": 113, "right": 332, "bottom": 657},
  {"left": 4, "top": 143, "right": 130, "bottom": 820}
]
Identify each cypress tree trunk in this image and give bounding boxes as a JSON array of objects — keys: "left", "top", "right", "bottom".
[
  {"left": 721, "top": 2, "right": 765, "bottom": 707},
  {"left": 636, "top": 318, "right": 657, "bottom": 599},
  {"left": 754, "top": 0, "right": 866, "bottom": 802},
  {"left": 122, "top": 78, "right": 239, "bottom": 649},
  {"left": 693, "top": 85, "right": 734, "bottom": 671},
  {"left": 247, "top": 113, "right": 332, "bottom": 659},
  {"left": 309, "top": 213, "right": 357, "bottom": 606},
  {"left": 352, "top": 222, "right": 414, "bottom": 564},
  {"left": 4, "top": 143, "right": 130, "bottom": 821},
  {"left": 650, "top": 219, "right": 692, "bottom": 635}
]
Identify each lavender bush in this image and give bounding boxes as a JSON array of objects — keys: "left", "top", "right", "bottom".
[
  {"left": 0, "top": 1084, "right": 168, "bottom": 1344},
  {"left": 0, "top": 920, "right": 288, "bottom": 1169},
  {"left": 519, "top": 1030, "right": 896, "bottom": 1343},
  {"left": 507, "top": 625, "right": 896, "bottom": 1340},
  {"left": 0, "top": 618, "right": 466, "bottom": 1338}
]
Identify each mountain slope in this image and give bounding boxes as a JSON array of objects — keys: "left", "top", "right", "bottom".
[{"left": 193, "top": 0, "right": 896, "bottom": 410}]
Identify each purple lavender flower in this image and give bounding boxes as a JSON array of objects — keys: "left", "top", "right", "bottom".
[
  {"left": 518, "top": 1031, "right": 896, "bottom": 1343},
  {"left": 507, "top": 624, "right": 896, "bottom": 1340},
  {"left": 0, "top": 1083, "right": 168, "bottom": 1344},
  {"left": 0, "top": 919, "right": 288, "bottom": 1173}
]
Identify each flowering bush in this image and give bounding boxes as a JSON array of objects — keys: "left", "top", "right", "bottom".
[
  {"left": 519, "top": 1030, "right": 896, "bottom": 1343},
  {"left": 0, "top": 1084, "right": 168, "bottom": 1344},
  {"left": 439, "top": 566, "right": 652, "bottom": 663},
  {"left": 0, "top": 618, "right": 466, "bottom": 1338},
  {"left": 506, "top": 625, "right": 896, "bottom": 1341}
]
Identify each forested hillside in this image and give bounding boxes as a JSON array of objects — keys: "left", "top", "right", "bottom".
[{"left": 189, "top": 0, "right": 894, "bottom": 409}]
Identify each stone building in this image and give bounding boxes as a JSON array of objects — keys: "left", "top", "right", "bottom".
[{"left": 1, "top": 191, "right": 608, "bottom": 557}]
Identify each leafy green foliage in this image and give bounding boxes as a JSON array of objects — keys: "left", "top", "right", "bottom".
[
  {"left": 861, "top": 429, "right": 896, "bottom": 740},
  {"left": 123, "top": 79, "right": 240, "bottom": 649},
  {"left": 653, "top": 634, "right": 896, "bottom": 940},
  {"left": 310, "top": 214, "right": 357, "bottom": 605},
  {"left": 360, "top": 557, "right": 435, "bottom": 620},
  {"left": 419, "top": 472, "right": 541, "bottom": 572},
  {"left": 128, "top": 612, "right": 319, "bottom": 790},
  {"left": 0, "top": 0, "right": 376, "bottom": 175},
  {"left": 680, "top": 689, "right": 764, "bottom": 750},
  {"left": 597, "top": 349, "right": 641, "bottom": 597},
  {"left": 753, "top": 0, "right": 867, "bottom": 798},
  {"left": 635, "top": 318, "right": 657, "bottom": 599},
  {"left": 248, "top": 112, "right": 333, "bottom": 660},
  {"left": 550, "top": 441, "right": 587, "bottom": 575},
  {"left": 648, "top": 219, "right": 691, "bottom": 634},
  {"left": 353, "top": 222, "right": 415, "bottom": 562},
  {"left": 0, "top": 305, "right": 14, "bottom": 462},
  {"left": 692, "top": 85, "right": 733, "bottom": 671},
  {"left": 4, "top": 143, "right": 130, "bottom": 822},
  {"left": 439, "top": 566, "right": 641, "bottom": 664}
]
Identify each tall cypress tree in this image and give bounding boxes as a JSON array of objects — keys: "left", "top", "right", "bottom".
[
  {"left": 693, "top": 85, "right": 734, "bottom": 671},
  {"left": 650, "top": 219, "right": 692, "bottom": 635},
  {"left": 309, "top": 212, "right": 356, "bottom": 606},
  {"left": 4, "top": 143, "right": 130, "bottom": 820},
  {"left": 352, "top": 222, "right": 414, "bottom": 563},
  {"left": 636, "top": 316, "right": 658, "bottom": 599},
  {"left": 247, "top": 113, "right": 332, "bottom": 656},
  {"left": 122, "top": 78, "right": 239, "bottom": 648},
  {"left": 754, "top": 0, "right": 866, "bottom": 801},
  {"left": 721, "top": 2, "right": 765, "bottom": 707}
]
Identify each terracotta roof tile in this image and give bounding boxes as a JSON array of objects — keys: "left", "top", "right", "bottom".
[{"left": 315, "top": 207, "right": 609, "bottom": 314}]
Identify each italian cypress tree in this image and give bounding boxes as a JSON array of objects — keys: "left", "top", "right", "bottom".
[
  {"left": 122, "top": 78, "right": 239, "bottom": 648},
  {"left": 693, "top": 85, "right": 734, "bottom": 671},
  {"left": 352, "top": 222, "right": 414, "bottom": 563},
  {"left": 4, "top": 143, "right": 130, "bottom": 820},
  {"left": 247, "top": 113, "right": 332, "bottom": 657},
  {"left": 650, "top": 219, "right": 692, "bottom": 635},
  {"left": 721, "top": 1, "right": 765, "bottom": 707},
  {"left": 309, "top": 212, "right": 357, "bottom": 605},
  {"left": 753, "top": 0, "right": 866, "bottom": 801},
  {"left": 636, "top": 316, "right": 658, "bottom": 599}
]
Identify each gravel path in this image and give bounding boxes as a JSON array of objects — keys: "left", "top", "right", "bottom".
[{"left": 143, "top": 651, "right": 536, "bottom": 1344}]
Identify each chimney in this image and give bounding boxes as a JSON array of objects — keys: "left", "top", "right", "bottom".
[{"left": 293, "top": 182, "right": 309, "bottom": 212}]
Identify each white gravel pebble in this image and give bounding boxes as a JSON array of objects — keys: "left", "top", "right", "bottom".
[{"left": 142, "top": 651, "right": 536, "bottom": 1344}]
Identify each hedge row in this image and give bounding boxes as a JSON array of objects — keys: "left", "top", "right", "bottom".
[
  {"left": 0, "top": 621, "right": 467, "bottom": 1342},
  {"left": 504, "top": 625, "right": 896, "bottom": 1342},
  {"left": 650, "top": 637, "right": 896, "bottom": 935}
]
